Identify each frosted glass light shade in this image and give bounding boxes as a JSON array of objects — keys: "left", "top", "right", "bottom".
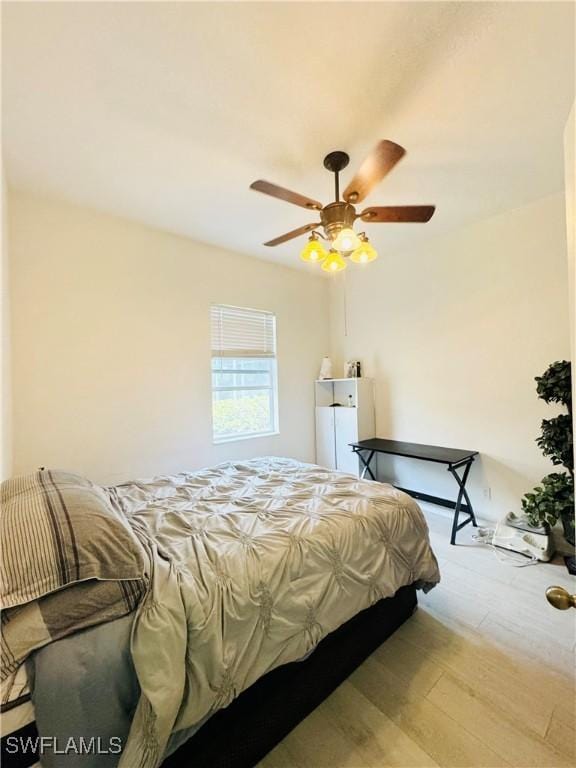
[{"left": 333, "top": 227, "right": 360, "bottom": 253}]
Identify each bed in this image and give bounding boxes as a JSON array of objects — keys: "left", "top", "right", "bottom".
[{"left": 1, "top": 457, "right": 440, "bottom": 768}]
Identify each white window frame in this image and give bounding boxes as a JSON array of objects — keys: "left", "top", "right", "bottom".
[{"left": 210, "top": 305, "right": 279, "bottom": 444}]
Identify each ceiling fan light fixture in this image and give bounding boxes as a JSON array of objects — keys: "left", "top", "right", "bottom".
[
  {"left": 250, "top": 140, "right": 436, "bottom": 268},
  {"left": 332, "top": 227, "right": 360, "bottom": 254},
  {"left": 350, "top": 234, "right": 378, "bottom": 264},
  {"left": 321, "top": 250, "right": 347, "bottom": 273},
  {"left": 300, "top": 233, "right": 327, "bottom": 263}
]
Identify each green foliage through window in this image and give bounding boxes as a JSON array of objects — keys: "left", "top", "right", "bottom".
[
  {"left": 212, "top": 357, "right": 277, "bottom": 440},
  {"left": 213, "top": 392, "right": 273, "bottom": 439}
]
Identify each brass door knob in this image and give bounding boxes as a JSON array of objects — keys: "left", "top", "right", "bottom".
[{"left": 546, "top": 586, "right": 576, "bottom": 610}]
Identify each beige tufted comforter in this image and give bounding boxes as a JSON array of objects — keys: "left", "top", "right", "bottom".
[{"left": 113, "top": 457, "right": 440, "bottom": 767}]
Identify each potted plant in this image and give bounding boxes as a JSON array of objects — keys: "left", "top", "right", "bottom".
[{"left": 521, "top": 361, "right": 574, "bottom": 564}]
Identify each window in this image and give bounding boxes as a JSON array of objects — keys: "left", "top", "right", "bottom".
[{"left": 211, "top": 304, "right": 278, "bottom": 442}]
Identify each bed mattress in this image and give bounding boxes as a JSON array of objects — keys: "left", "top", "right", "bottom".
[{"left": 115, "top": 458, "right": 439, "bottom": 767}]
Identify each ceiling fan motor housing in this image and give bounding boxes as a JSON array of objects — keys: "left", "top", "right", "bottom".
[{"left": 321, "top": 201, "right": 356, "bottom": 240}]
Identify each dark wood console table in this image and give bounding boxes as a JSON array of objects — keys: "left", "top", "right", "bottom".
[{"left": 350, "top": 438, "right": 479, "bottom": 544}]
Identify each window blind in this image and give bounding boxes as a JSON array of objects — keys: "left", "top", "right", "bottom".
[{"left": 211, "top": 304, "right": 276, "bottom": 358}]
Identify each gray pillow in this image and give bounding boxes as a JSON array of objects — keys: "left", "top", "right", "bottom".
[
  {"left": 1, "top": 577, "right": 145, "bottom": 682},
  {"left": 0, "top": 470, "right": 147, "bottom": 609}
]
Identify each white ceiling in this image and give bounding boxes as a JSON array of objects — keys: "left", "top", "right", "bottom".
[{"left": 2, "top": 1, "right": 574, "bottom": 269}]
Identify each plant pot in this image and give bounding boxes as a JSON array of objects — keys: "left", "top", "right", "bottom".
[{"left": 560, "top": 508, "right": 575, "bottom": 546}]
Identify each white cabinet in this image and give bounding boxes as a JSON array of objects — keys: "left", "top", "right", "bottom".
[
  {"left": 315, "top": 406, "right": 336, "bottom": 469},
  {"left": 335, "top": 407, "right": 359, "bottom": 474},
  {"left": 314, "top": 378, "right": 375, "bottom": 476}
]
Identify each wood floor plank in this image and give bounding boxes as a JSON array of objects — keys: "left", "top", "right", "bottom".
[
  {"left": 372, "top": 634, "right": 444, "bottom": 699},
  {"left": 279, "top": 704, "right": 372, "bottom": 768},
  {"left": 349, "top": 656, "right": 509, "bottom": 768},
  {"left": 418, "top": 582, "right": 490, "bottom": 630},
  {"left": 476, "top": 615, "right": 575, "bottom": 683},
  {"left": 403, "top": 590, "right": 573, "bottom": 702},
  {"left": 259, "top": 741, "right": 302, "bottom": 768},
  {"left": 509, "top": 557, "right": 576, "bottom": 597},
  {"left": 436, "top": 559, "right": 575, "bottom": 649},
  {"left": 322, "top": 680, "right": 440, "bottom": 768},
  {"left": 544, "top": 707, "right": 576, "bottom": 761},
  {"left": 386, "top": 611, "right": 558, "bottom": 736},
  {"left": 426, "top": 672, "right": 571, "bottom": 767},
  {"left": 550, "top": 699, "right": 576, "bottom": 730}
]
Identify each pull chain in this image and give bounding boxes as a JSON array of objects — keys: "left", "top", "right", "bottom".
[{"left": 343, "top": 270, "right": 348, "bottom": 338}]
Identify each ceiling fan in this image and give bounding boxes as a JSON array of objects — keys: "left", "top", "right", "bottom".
[{"left": 250, "top": 140, "right": 435, "bottom": 272}]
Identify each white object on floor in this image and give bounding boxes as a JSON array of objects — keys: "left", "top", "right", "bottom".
[
  {"left": 475, "top": 529, "right": 538, "bottom": 567},
  {"left": 471, "top": 509, "right": 553, "bottom": 566},
  {"left": 493, "top": 519, "right": 553, "bottom": 562},
  {"left": 472, "top": 522, "right": 554, "bottom": 568}
]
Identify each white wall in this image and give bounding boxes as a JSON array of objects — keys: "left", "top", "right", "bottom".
[
  {"left": 7, "top": 186, "right": 571, "bottom": 516},
  {"left": 1, "top": 171, "right": 12, "bottom": 480},
  {"left": 565, "top": 104, "right": 575, "bottom": 417},
  {"left": 9, "top": 190, "right": 329, "bottom": 484},
  {"left": 329, "top": 193, "right": 570, "bottom": 522}
]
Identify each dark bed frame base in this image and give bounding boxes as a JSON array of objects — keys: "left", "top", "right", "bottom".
[{"left": 163, "top": 584, "right": 418, "bottom": 768}]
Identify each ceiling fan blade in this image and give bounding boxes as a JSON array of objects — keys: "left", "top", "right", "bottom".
[
  {"left": 250, "top": 180, "right": 323, "bottom": 211},
  {"left": 359, "top": 205, "right": 436, "bottom": 223},
  {"left": 343, "top": 141, "right": 406, "bottom": 204},
  {"left": 264, "top": 223, "right": 321, "bottom": 247}
]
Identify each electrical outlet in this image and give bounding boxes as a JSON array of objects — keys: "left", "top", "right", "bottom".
[{"left": 483, "top": 487, "right": 492, "bottom": 500}]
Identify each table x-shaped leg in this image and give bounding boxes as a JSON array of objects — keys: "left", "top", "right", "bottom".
[
  {"left": 448, "top": 457, "right": 477, "bottom": 545},
  {"left": 356, "top": 449, "right": 376, "bottom": 480}
]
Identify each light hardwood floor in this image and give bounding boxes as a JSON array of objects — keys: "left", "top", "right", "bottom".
[{"left": 259, "top": 506, "right": 576, "bottom": 768}]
